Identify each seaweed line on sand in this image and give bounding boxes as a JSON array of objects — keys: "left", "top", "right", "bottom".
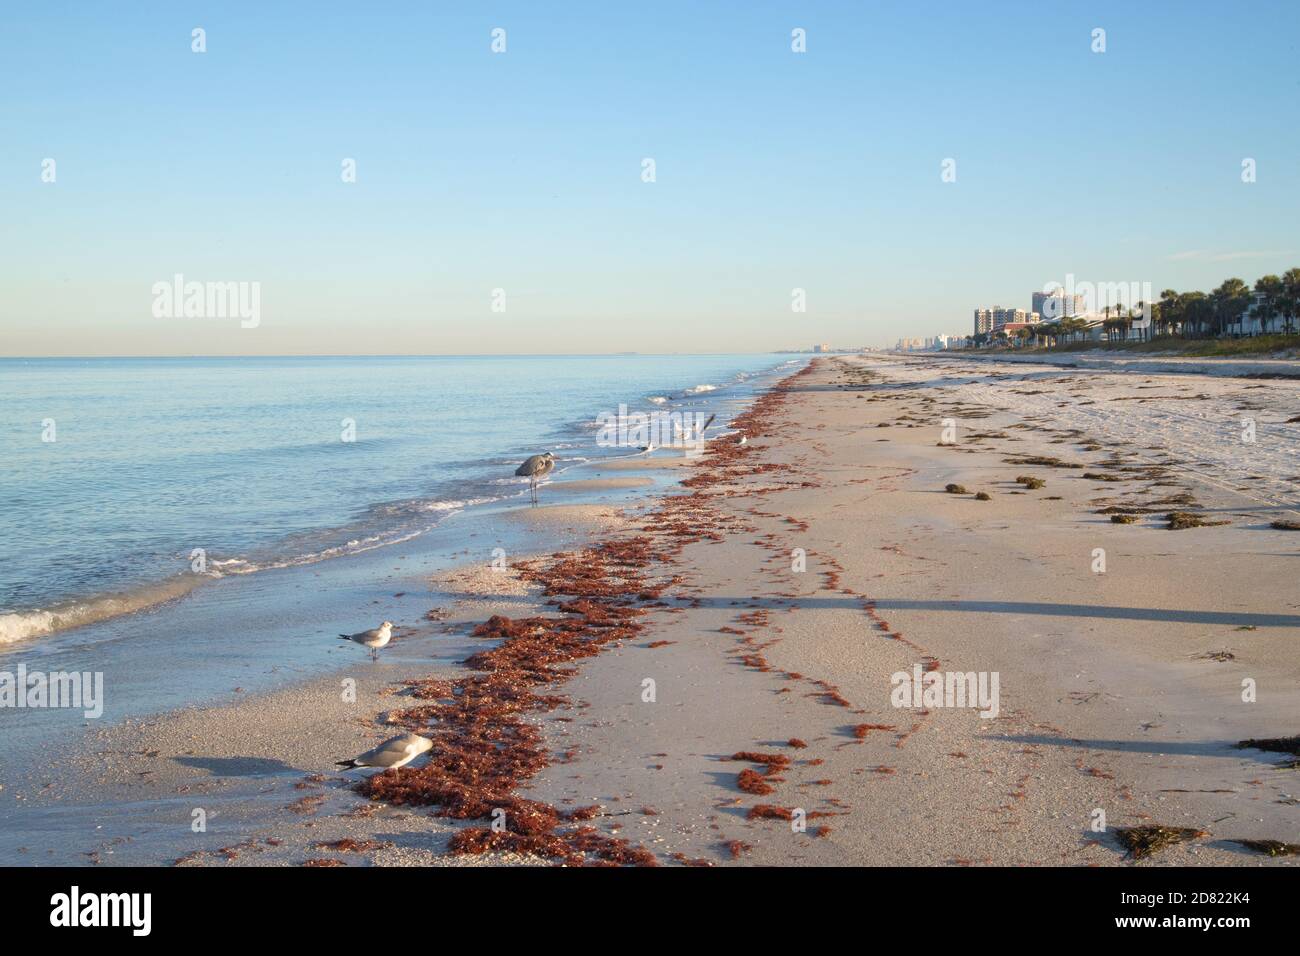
[{"left": 353, "top": 362, "right": 817, "bottom": 865}]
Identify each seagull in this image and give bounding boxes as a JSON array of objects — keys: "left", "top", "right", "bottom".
[
  {"left": 338, "top": 621, "right": 393, "bottom": 662},
  {"left": 514, "top": 452, "right": 555, "bottom": 506},
  {"left": 336, "top": 732, "right": 433, "bottom": 771}
]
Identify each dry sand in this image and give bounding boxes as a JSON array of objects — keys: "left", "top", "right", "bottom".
[{"left": 51, "top": 355, "right": 1300, "bottom": 866}]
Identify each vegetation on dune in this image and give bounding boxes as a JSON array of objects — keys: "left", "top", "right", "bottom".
[{"left": 1032, "top": 334, "right": 1300, "bottom": 357}]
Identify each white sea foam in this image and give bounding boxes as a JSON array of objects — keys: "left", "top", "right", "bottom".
[{"left": 0, "top": 576, "right": 206, "bottom": 645}]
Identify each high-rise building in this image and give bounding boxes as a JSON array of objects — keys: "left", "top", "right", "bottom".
[
  {"left": 974, "top": 307, "right": 1036, "bottom": 335},
  {"left": 1032, "top": 290, "right": 1086, "bottom": 320}
]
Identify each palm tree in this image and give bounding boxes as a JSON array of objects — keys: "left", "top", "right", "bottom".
[
  {"left": 1133, "top": 301, "right": 1147, "bottom": 342},
  {"left": 1181, "top": 292, "right": 1210, "bottom": 338},
  {"left": 1211, "top": 278, "right": 1250, "bottom": 337},
  {"left": 1158, "top": 289, "right": 1180, "bottom": 338},
  {"left": 1281, "top": 268, "right": 1300, "bottom": 334},
  {"left": 1147, "top": 299, "right": 1163, "bottom": 339},
  {"left": 1253, "top": 275, "right": 1282, "bottom": 335}
]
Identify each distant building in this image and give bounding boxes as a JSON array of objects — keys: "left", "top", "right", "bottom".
[
  {"left": 974, "top": 307, "right": 1037, "bottom": 335},
  {"left": 813, "top": 343, "right": 831, "bottom": 353},
  {"left": 997, "top": 322, "right": 1039, "bottom": 345},
  {"left": 1032, "top": 290, "right": 1086, "bottom": 321}
]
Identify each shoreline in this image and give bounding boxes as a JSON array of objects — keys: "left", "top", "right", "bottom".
[
  {"left": 5, "top": 355, "right": 1298, "bottom": 866},
  {"left": 0, "top": 360, "right": 790, "bottom": 864},
  {"left": 1, "top": 354, "right": 800, "bottom": 649}
]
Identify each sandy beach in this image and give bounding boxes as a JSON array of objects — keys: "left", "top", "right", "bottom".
[{"left": 12, "top": 354, "right": 1300, "bottom": 867}]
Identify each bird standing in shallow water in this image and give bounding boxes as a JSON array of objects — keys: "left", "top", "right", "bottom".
[
  {"left": 515, "top": 451, "right": 555, "bottom": 506},
  {"left": 338, "top": 621, "right": 392, "bottom": 662}
]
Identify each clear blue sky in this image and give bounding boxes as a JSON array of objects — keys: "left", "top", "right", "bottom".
[{"left": 2, "top": 1, "right": 1297, "bottom": 355}]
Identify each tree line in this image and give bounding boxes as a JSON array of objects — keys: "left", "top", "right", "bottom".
[{"left": 976, "top": 269, "right": 1300, "bottom": 347}]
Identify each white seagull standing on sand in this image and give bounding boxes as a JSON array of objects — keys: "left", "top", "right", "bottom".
[
  {"left": 336, "top": 732, "right": 433, "bottom": 771},
  {"left": 338, "top": 620, "right": 393, "bottom": 662}
]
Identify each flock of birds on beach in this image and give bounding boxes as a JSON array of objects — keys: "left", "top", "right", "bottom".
[
  {"left": 334, "top": 421, "right": 734, "bottom": 770},
  {"left": 332, "top": 450, "right": 554, "bottom": 770}
]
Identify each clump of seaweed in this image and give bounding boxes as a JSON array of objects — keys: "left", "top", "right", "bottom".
[
  {"left": 974, "top": 491, "right": 991, "bottom": 501},
  {"left": 728, "top": 751, "right": 790, "bottom": 795},
  {"left": 944, "top": 484, "right": 968, "bottom": 494},
  {"left": 737, "top": 769, "right": 775, "bottom": 795},
  {"left": 1236, "top": 736, "right": 1300, "bottom": 756},
  {"left": 1166, "top": 512, "right": 1229, "bottom": 530},
  {"left": 1110, "top": 514, "right": 1139, "bottom": 524},
  {"left": 1015, "top": 475, "right": 1045, "bottom": 490},
  {"left": 746, "top": 804, "right": 794, "bottom": 820},
  {"left": 1083, "top": 472, "right": 1126, "bottom": 482},
  {"left": 1004, "top": 456, "right": 1082, "bottom": 469},
  {"left": 851, "top": 723, "right": 897, "bottom": 739},
  {"left": 1114, "top": 825, "right": 1206, "bottom": 860},
  {"left": 724, "top": 839, "right": 753, "bottom": 859},
  {"left": 1269, "top": 519, "right": 1300, "bottom": 530},
  {"left": 1233, "top": 839, "right": 1300, "bottom": 857}
]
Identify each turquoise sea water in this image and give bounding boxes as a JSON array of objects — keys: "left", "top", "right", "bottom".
[{"left": 0, "top": 354, "right": 797, "bottom": 644}]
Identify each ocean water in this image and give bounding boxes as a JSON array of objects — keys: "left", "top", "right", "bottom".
[{"left": 0, "top": 354, "right": 798, "bottom": 645}]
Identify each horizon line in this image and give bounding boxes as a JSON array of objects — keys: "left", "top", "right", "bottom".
[{"left": 0, "top": 350, "right": 823, "bottom": 361}]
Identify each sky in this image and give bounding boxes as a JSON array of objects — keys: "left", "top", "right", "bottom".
[{"left": 2, "top": 1, "right": 1298, "bottom": 356}]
